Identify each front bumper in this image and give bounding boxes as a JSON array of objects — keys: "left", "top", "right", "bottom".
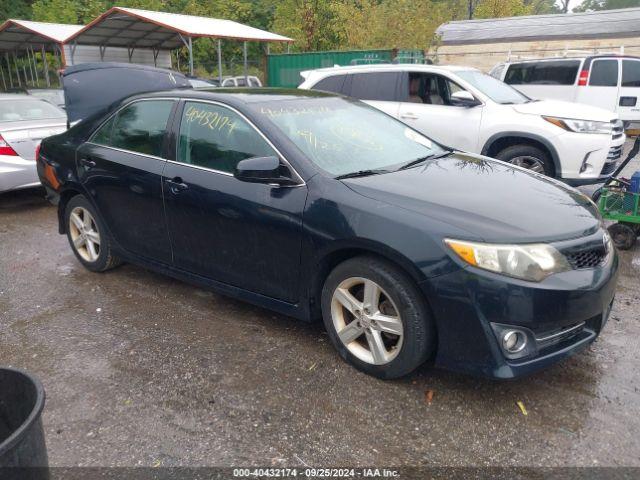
[
  {"left": 421, "top": 236, "right": 619, "bottom": 379},
  {"left": 555, "top": 130, "right": 626, "bottom": 184}
]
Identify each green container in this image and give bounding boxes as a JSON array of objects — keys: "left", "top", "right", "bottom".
[{"left": 266, "top": 49, "right": 394, "bottom": 88}]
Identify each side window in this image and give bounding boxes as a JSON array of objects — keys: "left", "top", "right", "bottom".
[
  {"left": 91, "top": 115, "right": 115, "bottom": 145},
  {"left": 349, "top": 72, "right": 400, "bottom": 101},
  {"left": 505, "top": 61, "right": 580, "bottom": 85},
  {"left": 404, "top": 73, "right": 464, "bottom": 106},
  {"left": 110, "top": 100, "right": 174, "bottom": 157},
  {"left": 622, "top": 60, "right": 640, "bottom": 87},
  {"left": 312, "top": 75, "right": 346, "bottom": 94},
  {"left": 177, "top": 101, "right": 276, "bottom": 174},
  {"left": 589, "top": 60, "right": 619, "bottom": 87}
]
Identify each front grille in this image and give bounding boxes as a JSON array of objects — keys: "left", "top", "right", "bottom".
[
  {"left": 535, "top": 322, "right": 585, "bottom": 350},
  {"left": 601, "top": 160, "right": 618, "bottom": 176},
  {"left": 566, "top": 248, "right": 607, "bottom": 269},
  {"left": 612, "top": 120, "right": 624, "bottom": 139}
]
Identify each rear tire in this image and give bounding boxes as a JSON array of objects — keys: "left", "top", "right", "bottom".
[
  {"left": 321, "top": 255, "right": 435, "bottom": 379},
  {"left": 496, "top": 144, "right": 554, "bottom": 177},
  {"left": 608, "top": 223, "right": 636, "bottom": 250},
  {"left": 65, "top": 195, "right": 122, "bottom": 272}
]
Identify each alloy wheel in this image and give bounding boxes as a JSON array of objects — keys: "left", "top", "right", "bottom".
[
  {"left": 509, "top": 155, "right": 546, "bottom": 173},
  {"left": 331, "top": 277, "right": 404, "bottom": 365},
  {"left": 69, "top": 206, "right": 101, "bottom": 262}
]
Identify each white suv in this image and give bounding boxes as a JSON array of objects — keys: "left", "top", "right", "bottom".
[
  {"left": 490, "top": 55, "right": 640, "bottom": 133},
  {"left": 299, "top": 64, "right": 626, "bottom": 185}
]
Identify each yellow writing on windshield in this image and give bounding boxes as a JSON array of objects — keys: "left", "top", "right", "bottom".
[{"left": 184, "top": 105, "right": 236, "bottom": 135}]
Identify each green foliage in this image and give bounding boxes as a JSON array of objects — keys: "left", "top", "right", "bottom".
[{"left": 573, "top": 0, "right": 640, "bottom": 11}]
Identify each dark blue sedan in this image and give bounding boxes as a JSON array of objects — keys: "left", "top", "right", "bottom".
[{"left": 37, "top": 89, "right": 618, "bottom": 379}]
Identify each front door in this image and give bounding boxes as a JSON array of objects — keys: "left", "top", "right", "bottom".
[
  {"left": 618, "top": 59, "right": 640, "bottom": 123},
  {"left": 397, "top": 72, "right": 483, "bottom": 152},
  {"left": 162, "top": 100, "right": 307, "bottom": 303},
  {"left": 77, "top": 99, "right": 176, "bottom": 263}
]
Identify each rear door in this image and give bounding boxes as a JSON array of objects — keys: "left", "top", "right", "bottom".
[
  {"left": 577, "top": 58, "right": 620, "bottom": 112},
  {"left": 77, "top": 98, "right": 176, "bottom": 263},
  {"left": 343, "top": 71, "right": 403, "bottom": 118},
  {"left": 397, "top": 71, "right": 482, "bottom": 151},
  {"left": 618, "top": 59, "right": 640, "bottom": 122}
]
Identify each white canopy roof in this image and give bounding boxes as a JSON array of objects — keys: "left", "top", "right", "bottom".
[
  {"left": 67, "top": 7, "right": 293, "bottom": 49},
  {"left": 0, "top": 19, "right": 83, "bottom": 51}
]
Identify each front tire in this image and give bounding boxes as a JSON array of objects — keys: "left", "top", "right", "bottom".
[
  {"left": 496, "top": 144, "right": 554, "bottom": 177},
  {"left": 321, "top": 256, "right": 435, "bottom": 379},
  {"left": 65, "top": 195, "right": 122, "bottom": 272}
]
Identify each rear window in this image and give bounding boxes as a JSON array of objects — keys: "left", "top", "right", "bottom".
[
  {"left": 312, "top": 75, "right": 347, "bottom": 94},
  {"left": 622, "top": 60, "right": 640, "bottom": 87},
  {"left": 589, "top": 60, "right": 619, "bottom": 87},
  {"left": 0, "top": 98, "right": 65, "bottom": 123},
  {"left": 504, "top": 60, "right": 580, "bottom": 86},
  {"left": 348, "top": 72, "right": 400, "bottom": 101}
]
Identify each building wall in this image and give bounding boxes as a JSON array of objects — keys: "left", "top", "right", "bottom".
[
  {"left": 432, "top": 36, "right": 640, "bottom": 72},
  {"left": 63, "top": 44, "right": 172, "bottom": 68}
]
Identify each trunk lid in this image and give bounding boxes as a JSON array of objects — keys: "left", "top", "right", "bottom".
[{"left": 0, "top": 120, "right": 67, "bottom": 160}]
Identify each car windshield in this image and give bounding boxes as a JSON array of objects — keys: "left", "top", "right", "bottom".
[
  {"left": 0, "top": 98, "right": 66, "bottom": 122},
  {"left": 456, "top": 70, "right": 530, "bottom": 105},
  {"left": 255, "top": 97, "right": 445, "bottom": 177}
]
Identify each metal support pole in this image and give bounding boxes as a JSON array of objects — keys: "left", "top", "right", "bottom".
[
  {"left": 42, "top": 45, "right": 50, "bottom": 87},
  {"left": 25, "top": 49, "right": 34, "bottom": 85},
  {"left": 0, "top": 62, "right": 6, "bottom": 91},
  {"left": 99, "top": 45, "right": 106, "bottom": 61},
  {"left": 30, "top": 47, "right": 39, "bottom": 86},
  {"left": 5, "top": 53, "right": 13, "bottom": 88},
  {"left": 217, "top": 39, "right": 222, "bottom": 85},
  {"left": 70, "top": 41, "right": 77, "bottom": 65},
  {"left": 188, "top": 36, "right": 193, "bottom": 76},
  {"left": 287, "top": 43, "right": 291, "bottom": 54},
  {"left": 243, "top": 41, "right": 248, "bottom": 86},
  {"left": 13, "top": 52, "right": 22, "bottom": 87}
]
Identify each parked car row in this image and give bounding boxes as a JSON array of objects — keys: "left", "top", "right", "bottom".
[
  {"left": 0, "top": 94, "right": 67, "bottom": 193},
  {"left": 489, "top": 55, "right": 640, "bottom": 133},
  {"left": 299, "top": 64, "right": 626, "bottom": 185},
  {"left": 30, "top": 64, "right": 619, "bottom": 381}
]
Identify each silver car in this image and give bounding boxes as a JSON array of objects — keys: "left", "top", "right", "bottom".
[{"left": 0, "top": 94, "right": 67, "bottom": 193}]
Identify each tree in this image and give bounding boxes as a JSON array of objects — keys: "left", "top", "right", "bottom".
[
  {"left": 573, "top": 0, "right": 640, "bottom": 11},
  {"left": 272, "top": 0, "right": 343, "bottom": 51},
  {"left": 557, "top": 0, "right": 570, "bottom": 12},
  {"left": 474, "top": 0, "right": 531, "bottom": 18}
]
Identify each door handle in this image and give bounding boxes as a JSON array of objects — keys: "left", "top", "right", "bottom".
[
  {"left": 79, "top": 158, "right": 96, "bottom": 168},
  {"left": 165, "top": 177, "right": 189, "bottom": 194},
  {"left": 400, "top": 113, "right": 419, "bottom": 120}
]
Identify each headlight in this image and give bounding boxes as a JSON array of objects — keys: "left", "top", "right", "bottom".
[
  {"left": 445, "top": 239, "right": 571, "bottom": 282},
  {"left": 543, "top": 116, "right": 612, "bottom": 135}
]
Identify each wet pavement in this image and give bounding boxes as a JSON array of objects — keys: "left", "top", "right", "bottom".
[{"left": 1, "top": 148, "right": 639, "bottom": 468}]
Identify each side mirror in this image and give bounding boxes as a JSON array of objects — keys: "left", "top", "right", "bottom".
[
  {"left": 450, "top": 90, "right": 481, "bottom": 107},
  {"left": 234, "top": 156, "right": 297, "bottom": 185}
]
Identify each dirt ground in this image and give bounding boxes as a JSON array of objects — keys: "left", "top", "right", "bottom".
[{"left": 1, "top": 144, "right": 639, "bottom": 469}]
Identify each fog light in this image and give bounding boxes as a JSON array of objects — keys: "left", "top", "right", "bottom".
[{"left": 502, "top": 330, "right": 526, "bottom": 353}]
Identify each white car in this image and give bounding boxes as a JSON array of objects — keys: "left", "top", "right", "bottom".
[
  {"left": 221, "top": 76, "right": 262, "bottom": 87},
  {"left": 299, "top": 64, "right": 626, "bottom": 185},
  {"left": 0, "top": 94, "right": 67, "bottom": 193},
  {"left": 490, "top": 55, "right": 640, "bottom": 133}
]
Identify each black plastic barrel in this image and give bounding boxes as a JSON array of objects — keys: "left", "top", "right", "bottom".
[{"left": 0, "top": 367, "right": 48, "bottom": 479}]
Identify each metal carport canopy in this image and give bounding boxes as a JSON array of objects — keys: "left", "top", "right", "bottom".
[
  {"left": 66, "top": 7, "right": 294, "bottom": 78},
  {"left": 0, "top": 20, "right": 82, "bottom": 88}
]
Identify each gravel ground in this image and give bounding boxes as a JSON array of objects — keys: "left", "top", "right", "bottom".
[{"left": 1, "top": 141, "right": 639, "bottom": 469}]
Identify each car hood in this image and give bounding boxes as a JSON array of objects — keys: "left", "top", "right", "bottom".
[
  {"left": 343, "top": 153, "right": 601, "bottom": 244},
  {"left": 512, "top": 99, "right": 616, "bottom": 122}
]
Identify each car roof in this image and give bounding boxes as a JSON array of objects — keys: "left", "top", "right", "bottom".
[
  {"left": 505, "top": 54, "right": 640, "bottom": 64},
  {"left": 305, "top": 63, "right": 478, "bottom": 75},
  {"left": 128, "top": 87, "right": 337, "bottom": 106}
]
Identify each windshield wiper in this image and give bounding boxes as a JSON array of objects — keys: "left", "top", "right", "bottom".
[
  {"left": 335, "top": 169, "right": 390, "bottom": 180},
  {"left": 398, "top": 150, "right": 454, "bottom": 170}
]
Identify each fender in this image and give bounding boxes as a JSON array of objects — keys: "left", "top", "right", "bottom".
[{"left": 481, "top": 131, "right": 561, "bottom": 176}]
